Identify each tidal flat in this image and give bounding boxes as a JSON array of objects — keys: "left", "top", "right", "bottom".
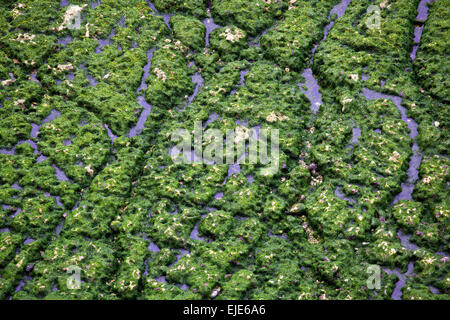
[{"left": 0, "top": 0, "right": 448, "bottom": 300}]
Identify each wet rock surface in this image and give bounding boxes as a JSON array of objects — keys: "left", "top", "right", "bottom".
[{"left": 0, "top": 0, "right": 448, "bottom": 300}]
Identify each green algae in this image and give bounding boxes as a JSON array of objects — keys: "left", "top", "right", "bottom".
[
  {"left": 0, "top": 0, "right": 448, "bottom": 301},
  {"left": 145, "top": 41, "right": 194, "bottom": 108},
  {"left": 414, "top": 0, "right": 450, "bottom": 103},
  {"left": 153, "top": 0, "right": 206, "bottom": 19},
  {"left": 211, "top": 0, "right": 287, "bottom": 37},
  {"left": 199, "top": 210, "right": 234, "bottom": 239},
  {"left": 261, "top": 0, "right": 339, "bottom": 71},
  {"left": 171, "top": 15, "right": 205, "bottom": 52},
  {"left": 210, "top": 26, "right": 248, "bottom": 60}
]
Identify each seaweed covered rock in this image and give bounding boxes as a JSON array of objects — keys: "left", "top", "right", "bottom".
[
  {"left": 210, "top": 26, "right": 248, "bottom": 60},
  {"left": 145, "top": 41, "right": 194, "bottom": 108},
  {"left": 211, "top": 0, "right": 287, "bottom": 36},
  {"left": 414, "top": 0, "right": 450, "bottom": 103},
  {"left": 170, "top": 15, "right": 206, "bottom": 52}
]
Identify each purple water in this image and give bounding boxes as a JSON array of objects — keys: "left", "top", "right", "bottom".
[
  {"left": 37, "top": 155, "right": 47, "bottom": 163},
  {"left": 268, "top": 230, "right": 289, "bottom": 241},
  {"left": 416, "top": 0, "right": 434, "bottom": 21},
  {"left": 136, "top": 48, "right": 156, "bottom": 93},
  {"left": 383, "top": 261, "right": 415, "bottom": 300},
  {"left": 169, "top": 141, "right": 203, "bottom": 164},
  {"left": 104, "top": 124, "right": 117, "bottom": 142},
  {"left": 30, "top": 71, "right": 41, "bottom": 85},
  {"left": 163, "top": 15, "right": 172, "bottom": 31},
  {"left": 410, "top": 0, "right": 434, "bottom": 61},
  {"left": 392, "top": 156, "right": 422, "bottom": 203},
  {"left": 410, "top": 25, "right": 424, "bottom": 61},
  {"left": 44, "top": 192, "right": 63, "bottom": 206},
  {"left": 96, "top": 29, "right": 116, "bottom": 53},
  {"left": 334, "top": 186, "right": 357, "bottom": 204},
  {"left": 330, "top": 0, "right": 352, "bottom": 18},
  {"left": 429, "top": 286, "right": 440, "bottom": 294},
  {"left": 90, "top": 0, "right": 101, "bottom": 9},
  {"left": 235, "top": 119, "right": 248, "bottom": 127},
  {"left": 155, "top": 275, "right": 168, "bottom": 283},
  {"left": 176, "top": 283, "right": 189, "bottom": 291},
  {"left": 203, "top": 113, "right": 220, "bottom": 129},
  {"left": 397, "top": 230, "right": 420, "bottom": 251},
  {"left": 230, "top": 69, "right": 249, "bottom": 95},
  {"left": 129, "top": 96, "right": 152, "bottom": 137},
  {"left": 228, "top": 163, "right": 241, "bottom": 176},
  {"left": 118, "top": 16, "right": 126, "bottom": 28},
  {"left": 56, "top": 218, "right": 65, "bottom": 235},
  {"left": 0, "top": 146, "right": 15, "bottom": 155},
  {"left": 146, "top": 1, "right": 172, "bottom": 31},
  {"left": 168, "top": 145, "right": 184, "bottom": 162},
  {"left": 11, "top": 183, "right": 22, "bottom": 190},
  {"left": 180, "top": 71, "right": 204, "bottom": 110},
  {"left": 174, "top": 249, "right": 189, "bottom": 263},
  {"left": 66, "top": 72, "right": 75, "bottom": 81},
  {"left": 350, "top": 127, "right": 361, "bottom": 145},
  {"left": 52, "top": 164, "right": 71, "bottom": 182},
  {"left": 143, "top": 259, "right": 149, "bottom": 276},
  {"left": 57, "top": 35, "right": 73, "bottom": 46},
  {"left": 310, "top": 0, "right": 352, "bottom": 60},
  {"left": 189, "top": 222, "right": 206, "bottom": 241},
  {"left": 203, "top": 18, "right": 221, "bottom": 48},
  {"left": 361, "top": 89, "right": 409, "bottom": 131},
  {"left": 147, "top": 240, "right": 160, "bottom": 253},
  {"left": 83, "top": 68, "right": 98, "bottom": 87},
  {"left": 24, "top": 238, "right": 35, "bottom": 244},
  {"left": 14, "top": 276, "right": 32, "bottom": 293},
  {"left": 298, "top": 68, "right": 323, "bottom": 114},
  {"left": 129, "top": 48, "right": 156, "bottom": 137},
  {"left": 42, "top": 109, "right": 61, "bottom": 124},
  {"left": 11, "top": 208, "right": 21, "bottom": 218}
]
